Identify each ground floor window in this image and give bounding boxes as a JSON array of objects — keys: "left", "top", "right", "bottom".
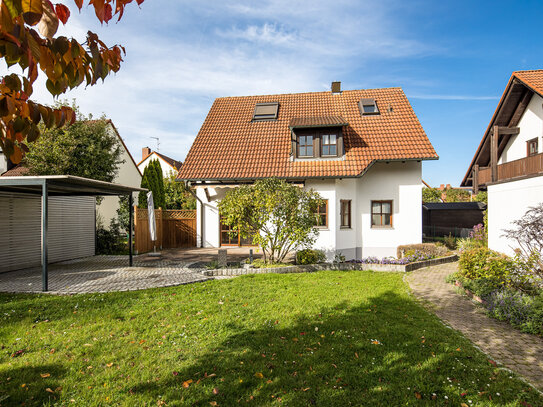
[
  {"left": 314, "top": 199, "right": 328, "bottom": 228},
  {"left": 340, "top": 199, "right": 351, "bottom": 228},
  {"left": 371, "top": 200, "right": 392, "bottom": 227},
  {"left": 220, "top": 217, "right": 253, "bottom": 246}
]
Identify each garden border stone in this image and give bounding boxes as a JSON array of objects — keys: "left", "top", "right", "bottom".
[{"left": 201, "top": 254, "right": 459, "bottom": 277}]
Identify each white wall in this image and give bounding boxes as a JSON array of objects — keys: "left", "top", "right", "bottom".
[
  {"left": 195, "top": 161, "right": 422, "bottom": 260},
  {"left": 0, "top": 152, "right": 7, "bottom": 174},
  {"left": 138, "top": 153, "right": 178, "bottom": 178},
  {"left": 499, "top": 93, "right": 543, "bottom": 164},
  {"left": 356, "top": 161, "right": 422, "bottom": 258},
  {"left": 305, "top": 179, "right": 337, "bottom": 259},
  {"left": 96, "top": 125, "right": 142, "bottom": 228},
  {"left": 196, "top": 186, "right": 227, "bottom": 248},
  {"left": 488, "top": 175, "right": 543, "bottom": 256}
]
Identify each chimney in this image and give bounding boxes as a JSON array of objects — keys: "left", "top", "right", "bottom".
[
  {"left": 142, "top": 147, "right": 151, "bottom": 160},
  {"left": 331, "top": 81, "right": 341, "bottom": 94}
]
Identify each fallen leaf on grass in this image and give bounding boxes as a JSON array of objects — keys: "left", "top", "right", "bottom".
[
  {"left": 182, "top": 379, "right": 193, "bottom": 388},
  {"left": 414, "top": 391, "right": 422, "bottom": 399},
  {"left": 461, "top": 403, "right": 469, "bottom": 407},
  {"left": 212, "top": 387, "right": 219, "bottom": 395},
  {"left": 40, "top": 373, "right": 50, "bottom": 378},
  {"left": 355, "top": 352, "right": 359, "bottom": 359},
  {"left": 106, "top": 363, "right": 113, "bottom": 368},
  {"left": 210, "top": 402, "right": 218, "bottom": 406},
  {"left": 488, "top": 359, "right": 497, "bottom": 366},
  {"left": 254, "top": 372, "right": 264, "bottom": 379},
  {"left": 45, "top": 388, "right": 54, "bottom": 393}
]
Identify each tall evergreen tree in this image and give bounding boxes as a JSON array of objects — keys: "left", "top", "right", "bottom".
[{"left": 138, "top": 159, "right": 166, "bottom": 209}]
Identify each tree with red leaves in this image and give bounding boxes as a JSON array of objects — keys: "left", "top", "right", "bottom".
[{"left": 0, "top": 0, "right": 144, "bottom": 163}]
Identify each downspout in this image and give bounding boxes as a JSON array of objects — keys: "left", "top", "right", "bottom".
[{"left": 186, "top": 182, "right": 204, "bottom": 248}]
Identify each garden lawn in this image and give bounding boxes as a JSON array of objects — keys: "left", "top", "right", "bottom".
[{"left": 1, "top": 271, "right": 542, "bottom": 406}]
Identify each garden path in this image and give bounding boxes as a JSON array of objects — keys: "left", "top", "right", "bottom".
[{"left": 405, "top": 262, "right": 543, "bottom": 391}]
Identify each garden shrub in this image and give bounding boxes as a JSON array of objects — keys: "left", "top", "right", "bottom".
[
  {"left": 443, "top": 233, "right": 457, "bottom": 250},
  {"left": 296, "top": 249, "right": 326, "bottom": 265},
  {"left": 485, "top": 289, "right": 543, "bottom": 335},
  {"left": 96, "top": 220, "right": 127, "bottom": 255},
  {"left": 458, "top": 247, "right": 514, "bottom": 286},
  {"left": 396, "top": 243, "right": 448, "bottom": 259}
]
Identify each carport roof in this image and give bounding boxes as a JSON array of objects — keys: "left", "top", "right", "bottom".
[{"left": 0, "top": 175, "right": 145, "bottom": 196}]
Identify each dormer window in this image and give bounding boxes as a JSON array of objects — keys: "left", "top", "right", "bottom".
[
  {"left": 321, "top": 133, "right": 337, "bottom": 156},
  {"left": 298, "top": 135, "right": 314, "bottom": 157},
  {"left": 359, "top": 98, "right": 379, "bottom": 116},
  {"left": 253, "top": 102, "right": 279, "bottom": 121}
]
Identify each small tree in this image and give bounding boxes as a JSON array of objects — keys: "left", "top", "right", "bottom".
[
  {"left": 138, "top": 159, "right": 165, "bottom": 209},
  {"left": 422, "top": 187, "right": 441, "bottom": 203},
  {"left": 24, "top": 107, "right": 123, "bottom": 182},
  {"left": 164, "top": 174, "right": 196, "bottom": 210},
  {"left": 218, "top": 178, "right": 322, "bottom": 263},
  {"left": 503, "top": 203, "right": 543, "bottom": 274}
]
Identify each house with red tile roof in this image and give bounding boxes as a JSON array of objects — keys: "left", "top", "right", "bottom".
[
  {"left": 138, "top": 148, "right": 182, "bottom": 178},
  {"left": 461, "top": 70, "right": 543, "bottom": 255},
  {"left": 178, "top": 82, "right": 438, "bottom": 259}
]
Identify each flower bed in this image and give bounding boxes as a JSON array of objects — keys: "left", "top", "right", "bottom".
[{"left": 449, "top": 245, "right": 543, "bottom": 336}]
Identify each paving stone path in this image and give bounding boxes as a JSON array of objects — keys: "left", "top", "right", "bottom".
[
  {"left": 405, "top": 262, "right": 543, "bottom": 391},
  {"left": 0, "top": 256, "right": 211, "bottom": 294}
]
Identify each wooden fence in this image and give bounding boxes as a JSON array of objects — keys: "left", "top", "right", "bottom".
[{"left": 134, "top": 207, "right": 197, "bottom": 253}]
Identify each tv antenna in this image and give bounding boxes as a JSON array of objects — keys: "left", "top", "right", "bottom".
[{"left": 150, "top": 137, "right": 160, "bottom": 152}]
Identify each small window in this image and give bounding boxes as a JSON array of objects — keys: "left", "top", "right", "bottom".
[
  {"left": 314, "top": 200, "right": 328, "bottom": 228},
  {"left": 253, "top": 102, "right": 279, "bottom": 121},
  {"left": 321, "top": 133, "right": 337, "bottom": 156},
  {"left": 371, "top": 200, "right": 392, "bottom": 227},
  {"left": 340, "top": 200, "right": 351, "bottom": 228},
  {"left": 298, "top": 135, "right": 314, "bottom": 157},
  {"left": 527, "top": 138, "right": 538, "bottom": 157},
  {"left": 359, "top": 98, "right": 379, "bottom": 116}
]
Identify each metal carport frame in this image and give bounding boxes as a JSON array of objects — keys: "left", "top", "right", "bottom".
[{"left": 0, "top": 175, "right": 146, "bottom": 292}]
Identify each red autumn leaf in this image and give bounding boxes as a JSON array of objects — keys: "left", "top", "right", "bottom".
[
  {"left": 55, "top": 4, "right": 70, "bottom": 24},
  {"left": 103, "top": 3, "right": 112, "bottom": 22},
  {"left": 414, "top": 391, "right": 422, "bottom": 399},
  {"left": 74, "top": 0, "right": 84, "bottom": 9}
]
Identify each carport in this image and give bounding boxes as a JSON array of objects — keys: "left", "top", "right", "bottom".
[{"left": 0, "top": 175, "right": 145, "bottom": 292}]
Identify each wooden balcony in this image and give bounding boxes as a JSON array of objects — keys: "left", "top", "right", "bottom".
[{"left": 478, "top": 152, "right": 543, "bottom": 187}]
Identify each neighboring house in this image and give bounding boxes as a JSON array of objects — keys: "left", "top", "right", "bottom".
[
  {"left": 0, "top": 120, "right": 142, "bottom": 229},
  {"left": 461, "top": 70, "right": 543, "bottom": 255},
  {"left": 138, "top": 148, "right": 182, "bottom": 178},
  {"left": 178, "top": 82, "right": 438, "bottom": 259},
  {"left": 97, "top": 121, "right": 141, "bottom": 227}
]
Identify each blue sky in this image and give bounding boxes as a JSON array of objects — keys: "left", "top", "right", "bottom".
[{"left": 5, "top": 0, "right": 543, "bottom": 186}]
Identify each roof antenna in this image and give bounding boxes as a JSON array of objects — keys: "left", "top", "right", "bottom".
[{"left": 150, "top": 137, "right": 160, "bottom": 152}]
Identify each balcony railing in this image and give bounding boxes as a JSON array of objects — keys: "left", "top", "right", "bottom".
[{"left": 478, "top": 152, "right": 543, "bottom": 186}]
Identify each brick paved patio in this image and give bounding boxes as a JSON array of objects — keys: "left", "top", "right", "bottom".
[
  {"left": 0, "top": 256, "right": 211, "bottom": 294},
  {"left": 406, "top": 262, "right": 543, "bottom": 391}
]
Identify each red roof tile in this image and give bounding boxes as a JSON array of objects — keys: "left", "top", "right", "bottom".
[{"left": 178, "top": 87, "right": 437, "bottom": 181}]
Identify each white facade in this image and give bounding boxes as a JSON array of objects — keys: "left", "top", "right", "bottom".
[
  {"left": 96, "top": 124, "right": 142, "bottom": 228},
  {"left": 488, "top": 176, "right": 543, "bottom": 256},
  {"left": 488, "top": 93, "right": 543, "bottom": 255},
  {"left": 499, "top": 93, "right": 543, "bottom": 164},
  {"left": 195, "top": 161, "right": 422, "bottom": 260},
  {"left": 138, "top": 153, "right": 179, "bottom": 178},
  {"left": 0, "top": 151, "right": 7, "bottom": 174}
]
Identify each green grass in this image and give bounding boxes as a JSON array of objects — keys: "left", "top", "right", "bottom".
[{"left": 1, "top": 271, "right": 541, "bottom": 406}]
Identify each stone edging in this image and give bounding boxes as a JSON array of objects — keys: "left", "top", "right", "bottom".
[{"left": 202, "top": 254, "right": 459, "bottom": 277}]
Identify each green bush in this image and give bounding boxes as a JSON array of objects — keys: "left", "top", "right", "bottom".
[
  {"left": 397, "top": 243, "right": 448, "bottom": 259},
  {"left": 96, "top": 220, "right": 127, "bottom": 255},
  {"left": 296, "top": 249, "right": 326, "bottom": 265},
  {"left": 458, "top": 247, "right": 514, "bottom": 286},
  {"left": 443, "top": 233, "right": 457, "bottom": 250}
]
